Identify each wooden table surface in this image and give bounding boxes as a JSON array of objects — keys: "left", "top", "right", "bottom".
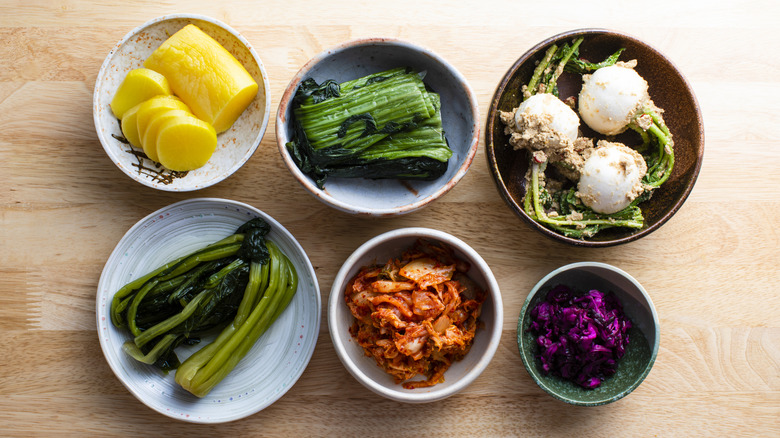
[{"left": 1, "top": 0, "right": 778, "bottom": 436}]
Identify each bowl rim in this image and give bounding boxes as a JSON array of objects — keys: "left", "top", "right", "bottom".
[
  {"left": 327, "top": 227, "right": 503, "bottom": 402},
  {"left": 93, "top": 13, "right": 272, "bottom": 192},
  {"left": 275, "top": 37, "right": 481, "bottom": 217},
  {"left": 516, "top": 261, "right": 660, "bottom": 406},
  {"left": 485, "top": 28, "right": 705, "bottom": 247}
]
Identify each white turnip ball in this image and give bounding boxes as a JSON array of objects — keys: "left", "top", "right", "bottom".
[
  {"left": 578, "top": 141, "right": 647, "bottom": 214},
  {"left": 515, "top": 93, "right": 580, "bottom": 143},
  {"left": 578, "top": 64, "right": 649, "bottom": 135}
]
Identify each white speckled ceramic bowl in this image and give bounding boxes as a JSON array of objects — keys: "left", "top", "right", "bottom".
[
  {"left": 97, "top": 198, "right": 320, "bottom": 423},
  {"left": 93, "top": 14, "right": 271, "bottom": 191},
  {"left": 328, "top": 228, "right": 502, "bottom": 402},
  {"left": 517, "top": 262, "right": 660, "bottom": 406},
  {"left": 276, "top": 38, "right": 480, "bottom": 216}
]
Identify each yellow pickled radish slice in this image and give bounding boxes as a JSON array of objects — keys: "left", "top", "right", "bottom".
[
  {"left": 156, "top": 114, "right": 218, "bottom": 171},
  {"left": 120, "top": 103, "right": 143, "bottom": 148},
  {"left": 135, "top": 96, "right": 190, "bottom": 147},
  {"left": 142, "top": 109, "right": 192, "bottom": 162},
  {"left": 143, "top": 24, "right": 258, "bottom": 133},
  {"left": 110, "top": 68, "right": 171, "bottom": 119}
]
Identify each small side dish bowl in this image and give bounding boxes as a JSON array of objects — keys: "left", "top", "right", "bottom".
[
  {"left": 97, "top": 198, "right": 320, "bottom": 423},
  {"left": 276, "top": 38, "right": 480, "bottom": 216},
  {"left": 93, "top": 14, "right": 271, "bottom": 191},
  {"left": 517, "top": 262, "right": 659, "bottom": 406},
  {"left": 485, "top": 29, "right": 704, "bottom": 246},
  {"left": 328, "top": 228, "right": 503, "bottom": 402}
]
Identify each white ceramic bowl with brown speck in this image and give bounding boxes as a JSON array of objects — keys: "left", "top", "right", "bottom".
[
  {"left": 93, "top": 14, "right": 271, "bottom": 191},
  {"left": 276, "top": 38, "right": 480, "bottom": 216},
  {"left": 328, "top": 228, "right": 503, "bottom": 402}
]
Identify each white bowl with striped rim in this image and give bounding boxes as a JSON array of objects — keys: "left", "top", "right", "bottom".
[{"left": 96, "top": 198, "right": 320, "bottom": 423}]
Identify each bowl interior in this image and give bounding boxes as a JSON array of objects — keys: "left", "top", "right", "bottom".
[
  {"left": 486, "top": 29, "right": 704, "bottom": 246},
  {"left": 94, "top": 14, "right": 271, "bottom": 191},
  {"left": 277, "top": 39, "right": 479, "bottom": 215},
  {"left": 329, "top": 229, "right": 501, "bottom": 402},
  {"left": 517, "top": 263, "right": 659, "bottom": 406}
]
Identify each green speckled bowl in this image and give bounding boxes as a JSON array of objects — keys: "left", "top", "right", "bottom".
[{"left": 517, "top": 262, "right": 659, "bottom": 406}]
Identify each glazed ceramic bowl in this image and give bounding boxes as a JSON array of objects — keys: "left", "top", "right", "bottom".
[
  {"left": 276, "top": 38, "right": 480, "bottom": 216},
  {"left": 97, "top": 198, "right": 320, "bottom": 423},
  {"left": 485, "top": 29, "right": 704, "bottom": 246},
  {"left": 517, "top": 262, "right": 659, "bottom": 406},
  {"left": 328, "top": 228, "right": 502, "bottom": 402},
  {"left": 93, "top": 14, "right": 271, "bottom": 191}
]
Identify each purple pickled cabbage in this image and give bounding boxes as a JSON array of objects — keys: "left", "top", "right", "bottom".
[{"left": 527, "top": 284, "right": 632, "bottom": 389}]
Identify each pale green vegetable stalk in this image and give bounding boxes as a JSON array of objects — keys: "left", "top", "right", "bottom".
[{"left": 175, "top": 241, "right": 298, "bottom": 397}]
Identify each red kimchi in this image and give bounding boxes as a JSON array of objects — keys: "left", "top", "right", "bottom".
[{"left": 345, "top": 239, "right": 486, "bottom": 389}]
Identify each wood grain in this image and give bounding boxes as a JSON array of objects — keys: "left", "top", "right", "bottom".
[{"left": 1, "top": 0, "right": 778, "bottom": 436}]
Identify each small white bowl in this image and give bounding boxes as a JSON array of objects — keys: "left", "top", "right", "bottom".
[
  {"left": 93, "top": 14, "right": 271, "bottom": 191},
  {"left": 276, "top": 38, "right": 480, "bottom": 216},
  {"left": 328, "top": 228, "right": 503, "bottom": 402}
]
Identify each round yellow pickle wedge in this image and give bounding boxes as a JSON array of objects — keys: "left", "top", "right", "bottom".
[
  {"left": 110, "top": 68, "right": 172, "bottom": 119},
  {"left": 156, "top": 114, "right": 218, "bottom": 171},
  {"left": 142, "top": 109, "right": 192, "bottom": 162},
  {"left": 120, "top": 103, "right": 143, "bottom": 148},
  {"left": 135, "top": 96, "right": 190, "bottom": 149},
  {"left": 143, "top": 24, "right": 258, "bottom": 133}
]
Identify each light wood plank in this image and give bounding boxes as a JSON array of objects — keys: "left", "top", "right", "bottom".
[{"left": 1, "top": 0, "right": 778, "bottom": 435}]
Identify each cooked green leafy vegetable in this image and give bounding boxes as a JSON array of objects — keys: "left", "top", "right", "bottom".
[
  {"left": 110, "top": 218, "right": 298, "bottom": 397},
  {"left": 286, "top": 67, "right": 452, "bottom": 188},
  {"left": 524, "top": 37, "right": 624, "bottom": 99}
]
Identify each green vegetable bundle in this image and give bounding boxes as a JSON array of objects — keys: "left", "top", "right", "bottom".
[
  {"left": 286, "top": 67, "right": 453, "bottom": 188},
  {"left": 110, "top": 218, "right": 298, "bottom": 397}
]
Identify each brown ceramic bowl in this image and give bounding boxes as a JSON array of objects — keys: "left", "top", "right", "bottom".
[{"left": 485, "top": 29, "right": 704, "bottom": 247}]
